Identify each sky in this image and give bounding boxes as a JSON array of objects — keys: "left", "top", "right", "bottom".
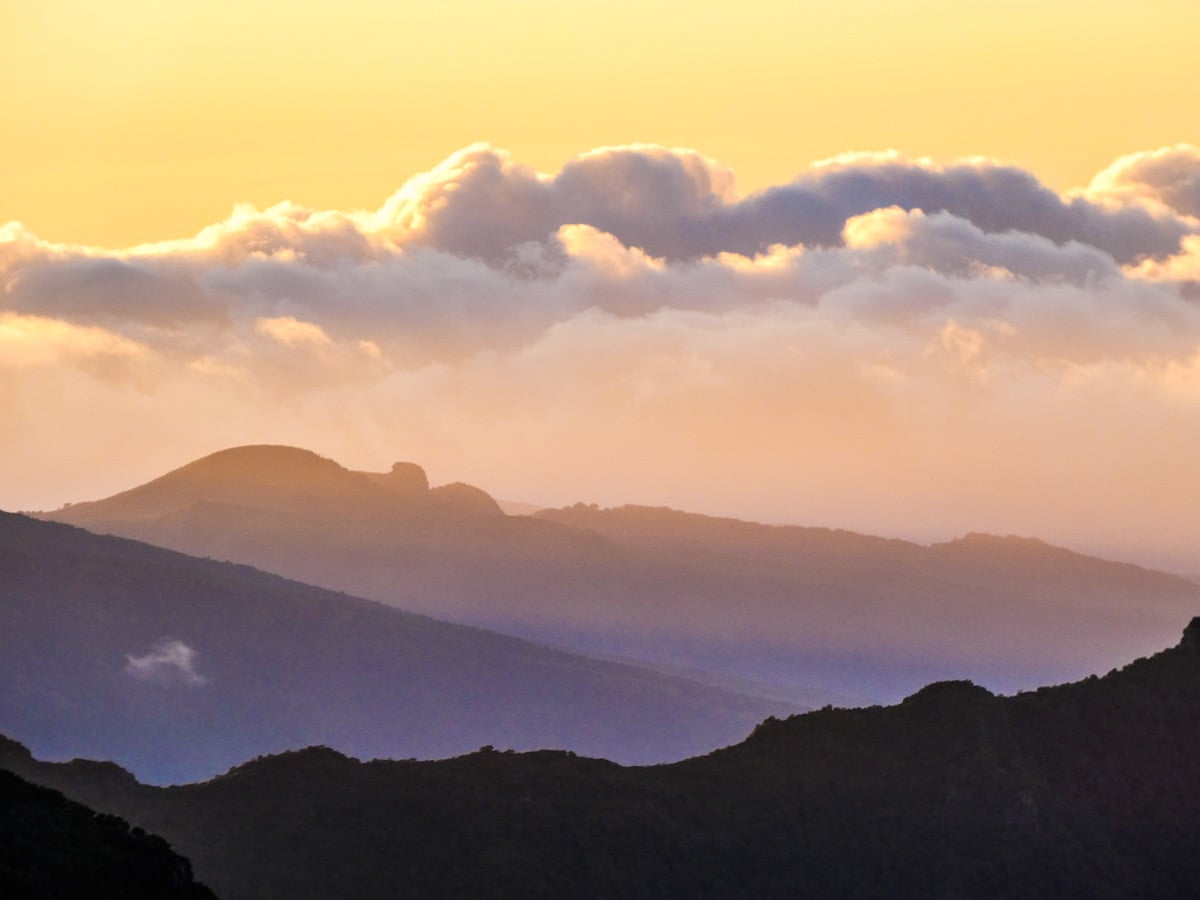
[{"left": 2, "top": 1, "right": 1200, "bottom": 575}]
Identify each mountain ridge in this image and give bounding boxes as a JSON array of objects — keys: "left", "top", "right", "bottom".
[
  {"left": 5, "top": 619, "right": 1200, "bottom": 899},
  {"left": 0, "top": 767, "right": 216, "bottom": 899},
  {"left": 0, "top": 509, "right": 795, "bottom": 784},
  {"left": 41, "top": 445, "right": 1200, "bottom": 704}
]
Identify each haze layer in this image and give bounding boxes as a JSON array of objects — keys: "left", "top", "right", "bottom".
[{"left": 4, "top": 144, "right": 1200, "bottom": 573}]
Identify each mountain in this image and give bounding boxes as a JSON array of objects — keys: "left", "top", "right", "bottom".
[
  {"left": 6, "top": 620, "right": 1200, "bottom": 899},
  {"left": 533, "top": 504, "right": 1200, "bottom": 695},
  {"left": 0, "top": 510, "right": 793, "bottom": 784},
  {"left": 43, "top": 445, "right": 1200, "bottom": 702},
  {"left": 0, "top": 768, "right": 216, "bottom": 899}
]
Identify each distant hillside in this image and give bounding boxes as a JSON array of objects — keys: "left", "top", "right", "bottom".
[
  {"left": 7, "top": 620, "right": 1200, "bottom": 899},
  {"left": 0, "top": 510, "right": 793, "bottom": 784},
  {"left": 44, "top": 445, "right": 1200, "bottom": 702},
  {"left": 0, "top": 767, "right": 215, "bottom": 899}
]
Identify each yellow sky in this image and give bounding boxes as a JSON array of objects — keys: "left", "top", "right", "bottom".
[
  {"left": 2, "top": 3, "right": 1200, "bottom": 575},
  {"left": 3, "top": 0, "right": 1198, "bottom": 248}
]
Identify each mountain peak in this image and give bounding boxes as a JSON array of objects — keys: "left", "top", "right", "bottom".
[
  {"left": 428, "top": 482, "right": 504, "bottom": 516},
  {"left": 383, "top": 461, "right": 430, "bottom": 494},
  {"left": 902, "top": 679, "right": 994, "bottom": 707},
  {"left": 178, "top": 445, "right": 347, "bottom": 480},
  {"left": 49, "top": 445, "right": 371, "bottom": 523},
  {"left": 1182, "top": 617, "right": 1200, "bottom": 650},
  {"left": 943, "top": 532, "right": 1055, "bottom": 552}
]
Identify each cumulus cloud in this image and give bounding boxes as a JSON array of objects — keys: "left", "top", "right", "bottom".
[
  {"left": 1125, "top": 234, "right": 1200, "bottom": 284},
  {"left": 738, "top": 151, "right": 1194, "bottom": 264},
  {"left": 2, "top": 144, "right": 1200, "bottom": 574},
  {"left": 841, "top": 206, "right": 1121, "bottom": 283},
  {"left": 1087, "top": 145, "right": 1200, "bottom": 219},
  {"left": 125, "top": 639, "right": 207, "bottom": 685},
  {"left": 365, "top": 144, "right": 1197, "bottom": 264},
  {"left": 372, "top": 143, "right": 740, "bottom": 262}
]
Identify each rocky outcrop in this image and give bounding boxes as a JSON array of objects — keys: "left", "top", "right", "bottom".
[
  {"left": 428, "top": 482, "right": 505, "bottom": 517},
  {"left": 382, "top": 461, "right": 430, "bottom": 495}
]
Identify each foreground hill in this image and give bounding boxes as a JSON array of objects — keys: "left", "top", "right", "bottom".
[
  {"left": 6, "top": 620, "right": 1200, "bottom": 899},
  {"left": 45, "top": 445, "right": 1200, "bottom": 701},
  {"left": 0, "top": 511, "right": 792, "bottom": 784},
  {"left": 0, "top": 769, "right": 216, "bottom": 899}
]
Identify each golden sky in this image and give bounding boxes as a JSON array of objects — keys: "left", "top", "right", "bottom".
[
  {"left": 4, "top": 0, "right": 1199, "bottom": 247},
  {"left": 3, "top": 1, "right": 1200, "bottom": 577}
]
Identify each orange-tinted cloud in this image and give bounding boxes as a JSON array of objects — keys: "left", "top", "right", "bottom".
[
  {"left": 1087, "top": 145, "right": 1200, "bottom": 218},
  {"left": 2, "top": 145, "right": 1199, "bottom": 575},
  {"left": 0, "top": 311, "right": 155, "bottom": 383}
]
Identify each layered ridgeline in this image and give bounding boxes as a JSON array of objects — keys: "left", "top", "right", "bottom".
[
  {"left": 44, "top": 445, "right": 1200, "bottom": 702},
  {"left": 6, "top": 621, "right": 1200, "bottom": 899},
  {"left": 0, "top": 769, "right": 215, "bottom": 899},
  {"left": 0, "top": 511, "right": 793, "bottom": 784}
]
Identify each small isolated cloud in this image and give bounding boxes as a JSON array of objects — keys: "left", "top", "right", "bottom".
[{"left": 125, "top": 639, "right": 207, "bottom": 685}]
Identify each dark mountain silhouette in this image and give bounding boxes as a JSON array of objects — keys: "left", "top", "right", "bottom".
[
  {"left": 0, "top": 510, "right": 793, "bottom": 784},
  {"left": 6, "top": 620, "right": 1200, "bottom": 899},
  {"left": 0, "top": 767, "right": 215, "bottom": 899},
  {"left": 44, "top": 445, "right": 1200, "bottom": 702}
]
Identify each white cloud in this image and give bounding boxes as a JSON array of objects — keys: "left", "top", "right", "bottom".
[{"left": 125, "top": 639, "right": 207, "bottom": 685}]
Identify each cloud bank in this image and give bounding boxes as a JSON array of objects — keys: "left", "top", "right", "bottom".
[{"left": 3, "top": 145, "right": 1200, "bottom": 573}]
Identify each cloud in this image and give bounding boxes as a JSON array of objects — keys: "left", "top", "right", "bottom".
[
  {"left": 754, "top": 151, "right": 1194, "bottom": 264},
  {"left": 2, "top": 144, "right": 1200, "bottom": 573},
  {"left": 125, "top": 639, "right": 207, "bottom": 685},
  {"left": 841, "top": 206, "right": 1121, "bottom": 282},
  {"left": 0, "top": 311, "right": 156, "bottom": 384},
  {"left": 372, "top": 143, "right": 739, "bottom": 262},
  {"left": 4, "top": 255, "right": 222, "bottom": 327},
  {"left": 1125, "top": 234, "right": 1200, "bottom": 284},
  {"left": 255, "top": 316, "right": 334, "bottom": 350},
  {"left": 1087, "top": 145, "right": 1200, "bottom": 219},
  {"left": 365, "top": 145, "right": 1197, "bottom": 265}
]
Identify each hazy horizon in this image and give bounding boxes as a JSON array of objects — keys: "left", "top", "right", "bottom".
[
  {"left": 14, "top": 438, "right": 1200, "bottom": 581},
  {"left": 4, "top": 141, "right": 1200, "bottom": 577}
]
